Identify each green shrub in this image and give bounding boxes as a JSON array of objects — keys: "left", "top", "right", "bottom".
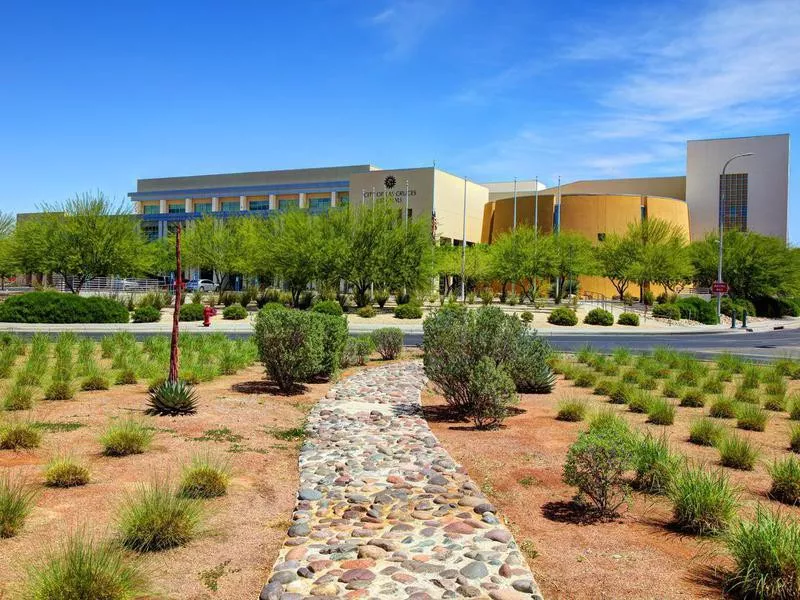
[
  {"left": 81, "top": 370, "right": 110, "bottom": 391},
  {"left": 466, "top": 357, "right": 519, "bottom": 429},
  {"left": 222, "top": 304, "right": 248, "bottom": 320},
  {"left": 734, "top": 386, "right": 759, "bottom": 404},
  {"left": 647, "top": 398, "right": 675, "bottom": 425},
  {"left": 701, "top": 375, "right": 724, "bottom": 394},
  {"left": 146, "top": 380, "right": 198, "bottom": 416},
  {"left": 600, "top": 361, "right": 620, "bottom": 376},
  {"left": 0, "top": 421, "right": 42, "bottom": 449},
  {"left": 340, "top": 336, "right": 374, "bottom": 367},
  {"left": 627, "top": 390, "right": 653, "bottom": 414},
  {"left": 178, "top": 303, "right": 204, "bottom": 321},
  {"left": 740, "top": 364, "right": 761, "bottom": 389},
  {"left": 764, "top": 395, "right": 786, "bottom": 412},
  {"left": 737, "top": 404, "right": 768, "bottom": 431},
  {"left": 593, "top": 378, "right": 616, "bottom": 396},
  {"left": 617, "top": 312, "right": 640, "bottom": 326},
  {"left": 675, "top": 297, "right": 718, "bottom": 324},
  {"left": 634, "top": 432, "right": 681, "bottom": 494},
  {"left": 253, "top": 307, "right": 324, "bottom": 392},
  {"left": 588, "top": 409, "right": 632, "bottom": 437},
  {"left": 218, "top": 291, "right": 238, "bottom": 307},
  {"left": 316, "top": 313, "right": 348, "bottom": 378},
  {"left": 720, "top": 296, "right": 756, "bottom": 319},
  {"left": 21, "top": 530, "right": 147, "bottom": 600},
  {"left": 717, "top": 352, "right": 745, "bottom": 374},
  {"left": 775, "top": 357, "right": 800, "bottom": 379},
  {"left": 118, "top": 480, "right": 201, "bottom": 552},
  {"left": 44, "top": 380, "right": 74, "bottom": 401},
  {"left": 370, "top": 328, "right": 403, "bottom": 360},
  {"left": 44, "top": 456, "right": 90, "bottom": 487},
  {"left": 789, "top": 396, "right": 800, "bottom": 420},
  {"left": 724, "top": 507, "right": 800, "bottom": 600},
  {"left": 519, "top": 311, "right": 533, "bottom": 324},
  {"left": 356, "top": 305, "right": 376, "bottom": 318},
  {"left": 0, "top": 291, "right": 129, "bottom": 324},
  {"left": 612, "top": 347, "right": 632, "bottom": 365},
  {"left": 394, "top": 303, "right": 422, "bottom": 319},
  {"left": 768, "top": 456, "right": 800, "bottom": 505},
  {"left": 178, "top": 454, "right": 230, "bottom": 499},
  {"left": 609, "top": 382, "right": 635, "bottom": 404},
  {"left": 662, "top": 379, "right": 684, "bottom": 399},
  {"left": 132, "top": 305, "right": 161, "bottom": 323},
  {"left": 3, "top": 384, "right": 33, "bottom": 410},
  {"left": 652, "top": 303, "right": 681, "bottom": 320},
  {"left": 638, "top": 376, "right": 658, "bottom": 391},
  {"left": 138, "top": 291, "right": 172, "bottom": 311},
  {"left": 562, "top": 427, "right": 636, "bottom": 516},
  {"left": 115, "top": 368, "right": 137, "bottom": 385},
  {"left": 621, "top": 368, "right": 639, "bottom": 384},
  {"left": 668, "top": 466, "right": 739, "bottom": 535},
  {"left": 584, "top": 308, "right": 613, "bottom": 326},
  {"left": 556, "top": 399, "right": 587, "bottom": 422},
  {"left": 312, "top": 300, "right": 344, "bottom": 316},
  {"left": 573, "top": 369, "right": 597, "bottom": 388},
  {"left": 679, "top": 388, "right": 706, "bottom": 408},
  {"left": 710, "top": 396, "right": 738, "bottom": 419},
  {"left": 548, "top": 307, "right": 578, "bottom": 326},
  {"left": 576, "top": 345, "right": 596, "bottom": 364},
  {"left": 374, "top": 289, "right": 390, "bottom": 308},
  {"left": 765, "top": 379, "right": 788, "bottom": 398},
  {"left": 689, "top": 419, "right": 724, "bottom": 446},
  {"left": 100, "top": 419, "right": 154, "bottom": 456},
  {"left": 719, "top": 433, "right": 759, "bottom": 470},
  {"left": 791, "top": 425, "right": 800, "bottom": 453}
]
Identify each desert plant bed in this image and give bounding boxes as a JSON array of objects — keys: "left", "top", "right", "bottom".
[{"left": 422, "top": 348, "right": 800, "bottom": 600}]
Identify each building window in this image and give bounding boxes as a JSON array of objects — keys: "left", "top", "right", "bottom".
[
  {"left": 249, "top": 200, "right": 269, "bottom": 211},
  {"left": 168, "top": 203, "right": 185, "bottom": 214},
  {"left": 720, "top": 173, "right": 748, "bottom": 231},
  {"left": 221, "top": 201, "right": 239, "bottom": 212},
  {"left": 640, "top": 204, "right": 647, "bottom": 220},
  {"left": 308, "top": 197, "right": 330, "bottom": 213},
  {"left": 279, "top": 198, "right": 299, "bottom": 210},
  {"left": 337, "top": 193, "right": 349, "bottom": 206},
  {"left": 143, "top": 204, "right": 159, "bottom": 215},
  {"left": 141, "top": 222, "right": 159, "bottom": 242},
  {"left": 195, "top": 203, "right": 212, "bottom": 214}
]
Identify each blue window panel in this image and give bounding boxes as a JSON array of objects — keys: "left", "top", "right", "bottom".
[
  {"left": 279, "top": 198, "right": 299, "bottom": 210},
  {"left": 168, "top": 204, "right": 186, "bottom": 214},
  {"left": 249, "top": 200, "right": 269, "bottom": 211},
  {"left": 195, "top": 203, "right": 212, "bottom": 214},
  {"left": 221, "top": 201, "right": 240, "bottom": 212},
  {"left": 309, "top": 197, "right": 331, "bottom": 213},
  {"left": 143, "top": 204, "right": 160, "bottom": 215}
]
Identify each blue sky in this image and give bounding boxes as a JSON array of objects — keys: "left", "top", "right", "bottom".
[{"left": 2, "top": 0, "right": 798, "bottom": 239}]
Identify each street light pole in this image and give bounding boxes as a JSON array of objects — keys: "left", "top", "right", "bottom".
[
  {"left": 716, "top": 152, "right": 754, "bottom": 320},
  {"left": 405, "top": 179, "right": 409, "bottom": 226}
]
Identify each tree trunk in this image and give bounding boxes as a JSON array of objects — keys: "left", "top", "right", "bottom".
[{"left": 169, "top": 226, "right": 182, "bottom": 383}]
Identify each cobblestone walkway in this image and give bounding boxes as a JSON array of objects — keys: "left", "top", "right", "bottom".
[{"left": 260, "top": 361, "right": 543, "bottom": 600}]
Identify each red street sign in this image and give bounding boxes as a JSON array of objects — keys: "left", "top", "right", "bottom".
[{"left": 711, "top": 281, "right": 729, "bottom": 294}]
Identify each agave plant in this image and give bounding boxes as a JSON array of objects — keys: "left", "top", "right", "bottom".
[{"left": 146, "top": 380, "right": 198, "bottom": 416}]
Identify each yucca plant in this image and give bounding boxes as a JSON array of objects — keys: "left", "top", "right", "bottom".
[
  {"left": 178, "top": 454, "right": 231, "bottom": 499},
  {"left": 21, "top": 530, "right": 147, "bottom": 600},
  {"left": 146, "top": 380, "right": 198, "bottom": 416},
  {"left": 118, "top": 480, "right": 202, "bottom": 552},
  {"left": 768, "top": 456, "right": 800, "bottom": 505},
  {"left": 634, "top": 432, "right": 682, "bottom": 494},
  {"left": 724, "top": 507, "right": 800, "bottom": 600},
  {"left": 668, "top": 465, "right": 739, "bottom": 535},
  {"left": 688, "top": 418, "right": 724, "bottom": 447},
  {"left": 709, "top": 396, "right": 738, "bottom": 419},
  {"left": 718, "top": 433, "right": 759, "bottom": 470},
  {"left": 556, "top": 399, "right": 588, "bottom": 422},
  {"left": 0, "top": 475, "right": 37, "bottom": 538},
  {"left": 44, "top": 455, "right": 91, "bottom": 488}
]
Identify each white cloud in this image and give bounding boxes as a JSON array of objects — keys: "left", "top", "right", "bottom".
[{"left": 368, "top": 0, "right": 454, "bottom": 58}]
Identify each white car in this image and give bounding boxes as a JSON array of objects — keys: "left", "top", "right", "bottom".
[{"left": 186, "top": 279, "right": 218, "bottom": 293}]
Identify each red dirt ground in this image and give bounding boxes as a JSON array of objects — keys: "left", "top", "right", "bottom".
[{"left": 423, "top": 372, "right": 800, "bottom": 600}]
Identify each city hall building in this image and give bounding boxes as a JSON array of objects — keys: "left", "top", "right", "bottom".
[{"left": 128, "top": 134, "right": 789, "bottom": 297}]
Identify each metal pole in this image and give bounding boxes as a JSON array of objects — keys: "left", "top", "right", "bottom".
[
  {"left": 461, "top": 177, "right": 467, "bottom": 302},
  {"left": 361, "top": 188, "right": 365, "bottom": 207},
  {"left": 513, "top": 177, "right": 517, "bottom": 231},
  {"left": 716, "top": 152, "right": 754, "bottom": 321},
  {"left": 534, "top": 175, "right": 539, "bottom": 232},
  {"left": 554, "top": 176, "right": 561, "bottom": 301},
  {"left": 405, "top": 179, "right": 409, "bottom": 226}
]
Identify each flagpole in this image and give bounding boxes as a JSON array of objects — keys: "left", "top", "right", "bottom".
[
  {"left": 534, "top": 175, "right": 539, "bottom": 232},
  {"left": 461, "top": 176, "right": 467, "bottom": 302}
]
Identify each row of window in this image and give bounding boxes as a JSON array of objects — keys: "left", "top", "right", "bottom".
[{"left": 141, "top": 194, "right": 349, "bottom": 215}]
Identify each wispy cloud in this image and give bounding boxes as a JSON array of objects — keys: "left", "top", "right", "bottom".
[
  {"left": 450, "top": 62, "right": 544, "bottom": 105},
  {"left": 368, "top": 0, "right": 454, "bottom": 58}
]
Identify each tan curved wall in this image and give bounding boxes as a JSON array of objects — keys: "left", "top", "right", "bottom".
[{"left": 483, "top": 193, "right": 690, "bottom": 299}]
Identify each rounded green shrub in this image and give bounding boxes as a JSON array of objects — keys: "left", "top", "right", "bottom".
[
  {"left": 178, "top": 303, "right": 204, "bottom": 321},
  {"left": 680, "top": 388, "right": 706, "bottom": 408},
  {"left": 0, "top": 421, "right": 42, "bottom": 450},
  {"left": 556, "top": 399, "right": 587, "bottom": 422},
  {"left": 652, "top": 303, "right": 681, "bottom": 320},
  {"left": 394, "top": 303, "right": 422, "bottom": 319},
  {"left": 356, "top": 305, "right": 377, "bottom": 318},
  {"left": 132, "top": 305, "right": 161, "bottom": 323},
  {"left": 222, "top": 304, "right": 248, "bottom": 320},
  {"left": 178, "top": 455, "right": 230, "bottom": 499},
  {"left": 548, "top": 307, "right": 578, "bottom": 326},
  {"left": 340, "top": 336, "right": 374, "bottom": 368},
  {"left": 617, "top": 312, "right": 640, "bottom": 326},
  {"left": 100, "top": 419, "right": 153, "bottom": 456},
  {"left": 311, "top": 300, "right": 343, "bottom": 316},
  {"left": 689, "top": 418, "right": 724, "bottom": 446},
  {"left": 0, "top": 291, "right": 129, "bottom": 324},
  {"left": 44, "top": 456, "right": 90, "bottom": 488},
  {"left": 520, "top": 311, "right": 533, "bottom": 323},
  {"left": 584, "top": 308, "right": 613, "bottom": 326},
  {"left": 370, "top": 328, "right": 403, "bottom": 360},
  {"left": 466, "top": 356, "right": 518, "bottom": 429}
]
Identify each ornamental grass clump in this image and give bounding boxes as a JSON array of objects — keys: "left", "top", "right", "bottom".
[
  {"left": 100, "top": 419, "right": 154, "bottom": 457},
  {"left": 556, "top": 398, "right": 587, "bottom": 422},
  {"left": 734, "top": 386, "right": 759, "bottom": 404},
  {"left": 647, "top": 398, "right": 675, "bottom": 425},
  {"left": 608, "top": 382, "right": 635, "bottom": 405},
  {"left": 627, "top": 390, "right": 653, "bottom": 414},
  {"left": 719, "top": 433, "right": 759, "bottom": 470},
  {"left": 588, "top": 409, "right": 632, "bottom": 437},
  {"left": 21, "top": 530, "right": 147, "bottom": 600},
  {"left": 702, "top": 375, "right": 724, "bottom": 394},
  {"left": 593, "top": 378, "right": 616, "bottom": 396},
  {"left": 740, "top": 365, "right": 761, "bottom": 390},
  {"left": 724, "top": 507, "right": 800, "bottom": 600},
  {"left": 638, "top": 376, "right": 658, "bottom": 391},
  {"left": 768, "top": 456, "right": 800, "bottom": 505},
  {"left": 668, "top": 465, "right": 739, "bottom": 535},
  {"left": 612, "top": 347, "right": 631, "bottom": 366},
  {"left": 118, "top": 480, "right": 201, "bottom": 552},
  {"left": 3, "top": 383, "right": 33, "bottom": 411},
  {"left": 0, "top": 420, "right": 42, "bottom": 449},
  {"left": 563, "top": 426, "right": 636, "bottom": 517},
  {"left": 573, "top": 369, "right": 597, "bottom": 388},
  {"left": 44, "top": 455, "right": 90, "bottom": 488},
  {"left": 0, "top": 475, "right": 37, "bottom": 538},
  {"left": 633, "top": 432, "right": 682, "bottom": 494},
  {"left": 710, "top": 396, "right": 738, "bottom": 419},
  {"left": 178, "top": 454, "right": 231, "bottom": 499},
  {"left": 689, "top": 418, "right": 725, "bottom": 447},
  {"left": 662, "top": 378, "right": 684, "bottom": 399},
  {"left": 790, "top": 425, "right": 800, "bottom": 453},
  {"left": 717, "top": 352, "right": 745, "bottom": 374},
  {"left": 80, "top": 368, "right": 111, "bottom": 391},
  {"left": 737, "top": 404, "right": 768, "bottom": 432},
  {"left": 621, "top": 368, "right": 639, "bottom": 384},
  {"left": 764, "top": 394, "right": 786, "bottom": 412},
  {"left": 680, "top": 388, "right": 706, "bottom": 408}
]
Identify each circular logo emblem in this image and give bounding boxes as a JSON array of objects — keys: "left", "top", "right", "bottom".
[{"left": 384, "top": 175, "right": 396, "bottom": 189}]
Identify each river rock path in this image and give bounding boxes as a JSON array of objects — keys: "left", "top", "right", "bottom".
[{"left": 260, "top": 361, "right": 543, "bottom": 600}]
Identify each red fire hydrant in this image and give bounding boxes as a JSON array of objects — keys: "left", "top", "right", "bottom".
[{"left": 203, "top": 305, "right": 213, "bottom": 327}]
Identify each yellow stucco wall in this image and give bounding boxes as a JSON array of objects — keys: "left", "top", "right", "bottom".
[{"left": 482, "top": 193, "right": 690, "bottom": 299}]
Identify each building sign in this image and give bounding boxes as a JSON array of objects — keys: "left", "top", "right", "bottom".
[{"left": 361, "top": 175, "right": 417, "bottom": 202}]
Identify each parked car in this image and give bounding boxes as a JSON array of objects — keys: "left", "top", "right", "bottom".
[{"left": 185, "top": 279, "right": 218, "bottom": 292}]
